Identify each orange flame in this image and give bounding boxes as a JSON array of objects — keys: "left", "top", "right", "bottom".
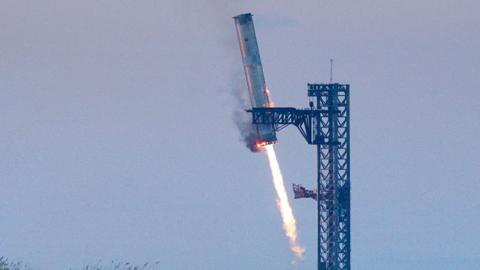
[{"left": 254, "top": 141, "right": 270, "bottom": 151}]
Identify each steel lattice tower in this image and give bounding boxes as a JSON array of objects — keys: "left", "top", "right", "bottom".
[
  {"left": 311, "top": 83, "right": 350, "bottom": 270},
  {"left": 248, "top": 83, "right": 351, "bottom": 270}
]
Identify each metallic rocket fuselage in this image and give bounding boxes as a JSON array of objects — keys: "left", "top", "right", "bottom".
[{"left": 234, "top": 13, "right": 277, "bottom": 144}]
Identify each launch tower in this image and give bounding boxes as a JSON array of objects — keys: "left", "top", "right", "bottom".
[{"left": 248, "top": 83, "right": 351, "bottom": 270}]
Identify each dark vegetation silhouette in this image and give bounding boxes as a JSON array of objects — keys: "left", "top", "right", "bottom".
[{"left": 0, "top": 258, "right": 161, "bottom": 270}]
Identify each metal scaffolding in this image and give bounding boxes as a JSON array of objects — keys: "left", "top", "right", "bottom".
[{"left": 248, "top": 83, "right": 351, "bottom": 270}]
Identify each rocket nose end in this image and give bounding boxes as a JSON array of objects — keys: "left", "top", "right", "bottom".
[{"left": 233, "top": 13, "right": 253, "bottom": 23}]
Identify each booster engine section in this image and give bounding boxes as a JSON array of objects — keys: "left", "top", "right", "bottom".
[{"left": 234, "top": 13, "right": 277, "bottom": 146}]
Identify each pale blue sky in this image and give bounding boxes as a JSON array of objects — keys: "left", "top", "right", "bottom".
[{"left": 1, "top": 1, "right": 479, "bottom": 269}]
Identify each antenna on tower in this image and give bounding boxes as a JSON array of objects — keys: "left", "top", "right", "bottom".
[{"left": 329, "top": 58, "right": 334, "bottom": 83}]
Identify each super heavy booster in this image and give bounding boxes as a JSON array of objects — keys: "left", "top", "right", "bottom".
[{"left": 234, "top": 13, "right": 277, "bottom": 145}]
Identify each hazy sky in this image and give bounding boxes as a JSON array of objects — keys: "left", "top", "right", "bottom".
[{"left": 1, "top": 1, "right": 479, "bottom": 269}]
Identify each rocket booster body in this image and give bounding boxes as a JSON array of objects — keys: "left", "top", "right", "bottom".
[{"left": 234, "top": 13, "right": 277, "bottom": 145}]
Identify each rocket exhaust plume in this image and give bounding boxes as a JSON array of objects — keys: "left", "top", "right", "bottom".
[{"left": 264, "top": 144, "right": 305, "bottom": 259}]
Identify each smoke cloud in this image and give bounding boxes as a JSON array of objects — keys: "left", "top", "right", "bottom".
[{"left": 230, "top": 72, "right": 260, "bottom": 152}]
